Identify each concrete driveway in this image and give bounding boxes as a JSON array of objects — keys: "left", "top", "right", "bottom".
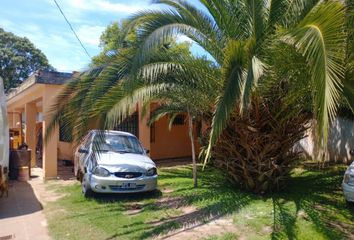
[{"left": 0, "top": 177, "right": 50, "bottom": 240}]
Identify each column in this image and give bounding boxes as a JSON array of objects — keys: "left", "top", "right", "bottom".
[
  {"left": 42, "top": 86, "right": 58, "bottom": 179},
  {"left": 138, "top": 103, "right": 151, "bottom": 155},
  {"left": 25, "top": 102, "right": 37, "bottom": 167}
]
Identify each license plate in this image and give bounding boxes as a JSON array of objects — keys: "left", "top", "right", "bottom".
[{"left": 121, "top": 183, "right": 136, "bottom": 189}]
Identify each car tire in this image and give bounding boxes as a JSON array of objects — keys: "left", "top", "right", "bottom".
[
  {"left": 82, "top": 175, "right": 94, "bottom": 198},
  {"left": 76, "top": 169, "right": 83, "bottom": 182}
]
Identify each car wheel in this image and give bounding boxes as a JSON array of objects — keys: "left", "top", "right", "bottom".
[
  {"left": 76, "top": 169, "right": 83, "bottom": 182},
  {"left": 82, "top": 175, "right": 94, "bottom": 198}
]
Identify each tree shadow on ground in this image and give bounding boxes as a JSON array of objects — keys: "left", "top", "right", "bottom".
[
  {"left": 49, "top": 165, "right": 354, "bottom": 240},
  {"left": 134, "top": 166, "right": 255, "bottom": 239},
  {"left": 271, "top": 167, "right": 354, "bottom": 240}
]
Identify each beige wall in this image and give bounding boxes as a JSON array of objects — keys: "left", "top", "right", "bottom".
[
  {"left": 296, "top": 117, "right": 354, "bottom": 163},
  {"left": 7, "top": 84, "right": 201, "bottom": 177},
  {"left": 150, "top": 115, "right": 196, "bottom": 160},
  {"left": 58, "top": 141, "right": 74, "bottom": 161}
]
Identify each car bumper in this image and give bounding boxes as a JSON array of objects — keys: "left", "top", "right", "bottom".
[
  {"left": 342, "top": 182, "right": 354, "bottom": 202},
  {"left": 89, "top": 174, "right": 157, "bottom": 193}
]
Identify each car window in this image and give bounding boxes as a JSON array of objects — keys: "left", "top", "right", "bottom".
[
  {"left": 82, "top": 132, "right": 92, "bottom": 150},
  {"left": 92, "top": 133, "right": 144, "bottom": 154}
]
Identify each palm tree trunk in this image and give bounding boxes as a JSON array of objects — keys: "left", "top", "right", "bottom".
[{"left": 187, "top": 111, "right": 197, "bottom": 188}]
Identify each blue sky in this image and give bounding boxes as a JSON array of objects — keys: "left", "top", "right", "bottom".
[{"left": 0, "top": 0, "right": 203, "bottom": 72}]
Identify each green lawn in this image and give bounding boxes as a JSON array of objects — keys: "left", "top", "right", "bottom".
[{"left": 44, "top": 165, "right": 354, "bottom": 240}]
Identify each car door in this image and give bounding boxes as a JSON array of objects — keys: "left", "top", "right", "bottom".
[
  {"left": 81, "top": 133, "right": 93, "bottom": 172},
  {"left": 74, "top": 132, "right": 92, "bottom": 176}
]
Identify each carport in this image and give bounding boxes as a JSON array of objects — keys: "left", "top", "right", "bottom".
[{"left": 7, "top": 70, "right": 73, "bottom": 179}]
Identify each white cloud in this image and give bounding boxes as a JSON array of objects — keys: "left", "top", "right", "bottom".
[
  {"left": 63, "top": 0, "right": 145, "bottom": 14},
  {"left": 77, "top": 25, "right": 106, "bottom": 46}
]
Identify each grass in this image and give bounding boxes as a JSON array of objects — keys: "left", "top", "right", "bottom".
[{"left": 44, "top": 165, "right": 354, "bottom": 240}]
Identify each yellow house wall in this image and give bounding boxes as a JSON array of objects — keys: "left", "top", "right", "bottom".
[{"left": 7, "top": 83, "right": 200, "bottom": 177}]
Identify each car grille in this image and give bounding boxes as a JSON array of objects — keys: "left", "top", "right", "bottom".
[
  {"left": 109, "top": 185, "right": 145, "bottom": 191},
  {"left": 114, "top": 172, "right": 143, "bottom": 179}
]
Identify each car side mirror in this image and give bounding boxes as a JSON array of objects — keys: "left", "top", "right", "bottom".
[
  {"left": 78, "top": 147, "right": 89, "bottom": 154},
  {"left": 145, "top": 149, "right": 150, "bottom": 154}
]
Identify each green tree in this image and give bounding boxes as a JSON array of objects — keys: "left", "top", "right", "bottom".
[
  {"left": 344, "top": 0, "right": 354, "bottom": 110},
  {"left": 125, "top": 0, "right": 351, "bottom": 192},
  {"left": 0, "top": 28, "right": 52, "bottom": 92},
  {"left": 91, "top": 21, "right": 137, "bottom": 66},
  {"left": 47, "top": 0, "right": 352, "bottom": 192},
  {"left": 146, "top": 57, "right": 220, "bottom": 188}
]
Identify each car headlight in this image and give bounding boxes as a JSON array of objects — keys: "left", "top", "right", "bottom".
[
  {"left": 93, "top": 167, "right": 110, "bottom": 177},
  {"left": 146, "top": 167, "right": 157, "bottom": 176}
]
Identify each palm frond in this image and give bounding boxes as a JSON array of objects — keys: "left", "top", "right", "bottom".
[
  {"left": 204, "top": 40, "right": 247, "bottom": 164},
  {"left": 282, "top": 0, "right": 346, "bottom": 145}
]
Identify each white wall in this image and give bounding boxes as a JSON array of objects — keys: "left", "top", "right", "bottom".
[
  {"left": 0, "top": 77, "right": 9, "bottom": 168},
  {"left": 296, "top": 117, "right": 354, "bottom": 163}
]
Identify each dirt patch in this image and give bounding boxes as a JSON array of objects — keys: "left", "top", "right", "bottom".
[
  {"left": 297, "top": 210, "right": 309, "bottom": 221},
  {"left": 326, "top": 221, "right": 354, "bottom": 239},
  {"left": 156, "top": 196, "right": 186, "bottom": 209},
  {"left": 180, "top": 205, "right": 197, "bottom": 214},
  {"left": 33, "top": 179, "right": 71, "bottom": 205},
  {"left": 262, "top": 226, "right": 273, "bottom": 234},
  {"left": 156, "top": 216, "right": 239, "bottom": 240},
  {"left": 148, "top": 198, "right": 239, "bottom": 240},
  {"left": 161, "top": 188, "right": 174, "bottom": 194},
  {"left": 123, "top": 202, "right": 146, "bottom": 216}
]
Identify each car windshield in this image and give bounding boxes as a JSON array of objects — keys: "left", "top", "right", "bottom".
[{"left": 92, "top": 133, "right": 144, "bottom": 154}]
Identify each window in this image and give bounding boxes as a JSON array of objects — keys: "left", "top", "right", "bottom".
[
  {"left": 173, "top": 114, "right": 186, "bottom": 125},
  {"left": 59, "top": 119, "right": 73, "bottom": 142},
  {"left": 92, "top": 133, "right": 144, "bottom": 155},
  {"left": 84, "top": 133, "right": 92, "bottom": 149},
  {"left": 150, "top": 122, "right": 155, "bottom": 143},
  {"left": 114, "top": 112, "right": 139, "bottom": 138}
]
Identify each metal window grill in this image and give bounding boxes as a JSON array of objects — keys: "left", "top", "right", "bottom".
[{"left": 114, "top": 112, "right": 139, "bottom": 138}]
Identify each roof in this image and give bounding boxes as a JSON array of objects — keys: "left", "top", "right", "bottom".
[{"left": 7, "top": 70, "right": 73, "bottom": 100}]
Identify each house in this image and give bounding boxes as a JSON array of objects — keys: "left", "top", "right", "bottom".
[{"left": 6, "top": 70, "right": 195, "bottom": 179}]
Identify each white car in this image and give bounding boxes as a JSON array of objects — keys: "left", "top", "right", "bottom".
[
  {"left": 342, "top": 159, "right": 354, "bottom": 203},
  {"left": 74, "top": 130, "right": 157, "bottom": 197}
]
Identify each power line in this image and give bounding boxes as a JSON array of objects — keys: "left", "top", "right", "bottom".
[{"left": 53, "top": 0, "right": 91, "bottom": 59}]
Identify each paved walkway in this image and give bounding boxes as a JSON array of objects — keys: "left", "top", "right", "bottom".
[{"left": 0, "top": 171, "right": 50, "bottom": 240}]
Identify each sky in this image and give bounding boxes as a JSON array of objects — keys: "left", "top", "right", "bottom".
[{"left": 0, "top": 0, "right": 203, "bottom": 72}]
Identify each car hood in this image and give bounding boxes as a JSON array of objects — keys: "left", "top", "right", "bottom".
[{"left": 95, "top": 152, "right": 156, "bottom": 173}]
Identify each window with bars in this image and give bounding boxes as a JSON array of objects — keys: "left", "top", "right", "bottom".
[{"left": 114, "top": 112, "right": 139, "bottom": 138}]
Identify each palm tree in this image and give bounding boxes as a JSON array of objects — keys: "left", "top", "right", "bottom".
[
  {"left": 146, "top": 58, "right": 220, "bottom": 187},
  {"left": 124, "top": 0, "right": 350, "bottom": 191},
  {"left": 129, "top": 0, "right": 348, "bottom": 157},
  {"left": 47, "top": 0, "right": 351, "bottom": 192}
]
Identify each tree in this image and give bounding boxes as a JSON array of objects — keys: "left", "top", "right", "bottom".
[
  {"left": 46, "top": 22, "right": 215, "bottom": 189},
  {"left": 91, "top": 20, "right": 139, "bottom": 66},
  {"left": 0, "top": 28, "right": 52, "bottom": 92},
  {"left": 47, "top": 0, "right": 351, "bottom": 192},
  {"left": 125, "top": 0, "right": 350, "bottom": 192},
  {"left": 146, "top": 57, "right": 220, "bottom": 188}
]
